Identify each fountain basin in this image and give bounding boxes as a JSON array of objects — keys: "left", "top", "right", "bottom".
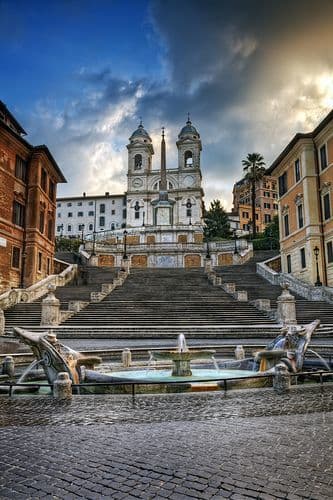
[{"left": 151, "top": 349, "right": 216, "bottom": 376}]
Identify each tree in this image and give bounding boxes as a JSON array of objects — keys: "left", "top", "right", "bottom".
[
  {"left": 242, "top": 153, "right": 266, "bottom": 239},
  {"left": 263, "top": 214, "right": 280, "bottom": 249},
  {"left": 204, "top": 199, "right": 231, "bottom": 239}
]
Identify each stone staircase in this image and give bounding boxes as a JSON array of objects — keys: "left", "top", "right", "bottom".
[
  {"left": 215, "top": 251, "right": 333, "bottom": 324},
  {"left": 4, "top": 266, "right": 118, "bottom": 333}
]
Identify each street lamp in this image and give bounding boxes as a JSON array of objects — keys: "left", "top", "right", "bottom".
[
  {"left": 123, "top": 229, "right": 128, "bottom": 259},
  {"left": 314, "top": 246, "right": 322, "bottom": 286},
  {"left": 81, "top": 224, "right": 85, "bottom": 244},
  {"left": 233, "top": 229, "right": 238, "bottom": 255}
]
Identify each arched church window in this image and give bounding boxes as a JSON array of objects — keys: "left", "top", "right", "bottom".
[
  {"left": 153, "top": 180, "right": 173, "bottom": 190},
  {"left": 184, "top": 151, "right": 193, "bottom": 167},
  {"left": 186, "top": 199, "right": 192, "bottom": 217},
  {"left": 134, "top": 154, "right": 142, "bottom": 170},
  {"left": 134, "top": 201, "right": 140, "bottom": 219}
]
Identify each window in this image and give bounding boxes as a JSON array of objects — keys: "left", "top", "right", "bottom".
[
  {"left": 284, "top": 214, "right": 289, "bottom": 237},
  {"left": 112, "top": 200, "right": 115, "bottom": 205},
  {"left": 278, "top": 172, "right": 288, "bottom": 196},
  {"left": 320, "top": 145, "right": 327, "bottom": 170},
  {"left": 264, "top": 203, "right": 271, "bottom": 209},
  {"left": 135, "top": 211, "right": 140, "bottom": 219},
  {"left": 273, "top": 204, "right": 278, "bottom": 210},
  {"left": 88, "top": 223, "right": 93, "bottom": 231},
  {"left": 12, "top": 247, "right": 21, "bottom": 269},
  {"left": 184, "top": 150, "right": 193, "bottom": 167},
  {"left": 99, "top": 216, "right": 105, "bottom": 226},
  {"left": 264, "top": 191, "right": 270, "bottom": 197},
  {"left": 327, "top": 241, "right": 333, "bottom": 264},
  {"left": 134, "top": 154, "right": 142, "bottom": 169},
  {"left": 323, "top": 193, "right": 331, "bottom": 220},
  {"left": 39, "top": 210, "right": 45, "bottom": 233},
  {"left": 300, "top": 248, "right": 306, "bottom": 269},
  {"left": 38, "top": 252, "right": 42, "bottom": 272},
  {"left": 287, "top": 254, "right": 291, "bottom": 273},
  {"left": 47, "top": 219, "right": 53, "bottom": 240},
  {"left": 264, "top": 214, "right": 271, "bottom": 223},
  {"left": 111, "top": 223, "right": 115, "bottom": 230},
  {"left": 88, "top": 211, "right": 94, "bottom": 216},
  {"left": 57, "top": 225, "right": 62, "bottom": 232},
  {"left": 47, "top": 258, "right": 51, "bottom": 275},
  {"left": 111, "top": 209, "right": 115, "bottom": 215},
  {"left": 186, "top": 209, "right": 192, "bottom": 217},
  {"left": 272, "top": 193, "right": 277, "bottom": 199},
  {"left": 12, "top": 201, "right": 25, "bottom": 227},
  {"left": 67, "top": 202, "right": 72, "bottom": 207},
  {"left": 57, "top": 213, "right": 61, "bottom": 218},
  {"left": 295, "top": 159, "right": 300, "bottom": 182},
  {"left": 242, "top": 211, "right": 249, "bottom": 218},
  {"left": 298, "top": 204, "right": 304, "bottom": 228},
  {"left": 78, "top": 224, "right": 84, "bottom": 231},
  {"left": 88, "top": 201, "right": 94, "bottom": 206},
  {"left": 77, "top": 202, "right": 82, "bottom": 206},
  {"left": 15, "top": 156, "right": 27, "bottom": 182},
  {"left": 49, "top": 180, "right": 55, "bottom": 200},
  {"left": 123, "top": 208, "right": 127, "bottom": 219},
  {"left": 57, "top": 202, "right": 61, "bottom": 208},
  {"left": 67, "top": 224, "right": 72, "bottom": 232},
  {"left": 68, "top": 212, "right": 73, "bottom": 217},
  {"left": 100, "top": 204, "right": 105, "bottom": 213},
  {"left": 78, "top": 211, "right": 83, "bottom": 217},
  {"left": 41, "top": 168, "right": 47, "bottom": 191},
  {"left": 255, "top": 214, "right": 259, "bottom": 220}
]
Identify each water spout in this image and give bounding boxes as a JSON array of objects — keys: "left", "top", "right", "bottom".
[
  {"left": 146, "top": 351, "right": 157, "bottom": 374},
  {"left": 211, "top": 355, "right": 220, "bottom": 372},
  {"left": 12, "top": 359, "right": 43, "bottom": 395},
  {"left": 307, "top": 349, "right": 331, "bottom": 371},
  {"left": 177, "top": 333, "right": 188, "bottom": 353}
]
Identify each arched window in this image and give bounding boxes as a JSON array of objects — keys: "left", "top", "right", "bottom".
[
  {"left": 153, "top": 180, "right": 174, "bottom": 190},
  {"left": 134, "top": 201, "right": 140, "bottom": 219},
  {"left": 184, "top": 151, "right": 193, "bottom": 167},
  {"left": 186, "top": 199, "right": 192, "bottom": 217},
  {"left": 134, "top": 154, "right": 142, "bottom": 170},
  {"left": 111, "top": 223, "right": 115, "bottom": 230}
]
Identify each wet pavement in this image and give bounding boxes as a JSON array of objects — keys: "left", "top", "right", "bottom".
[{"left": 0, "top": 384, "right": 332, "bottom": 499}]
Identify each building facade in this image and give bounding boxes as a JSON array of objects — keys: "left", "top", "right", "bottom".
[
  {"left": 0, "top": 101, "right": 66, "bottom": 292},
  {"left": 56, "top": 193, "right": 126, "bottom": 238},
  {"left": 233, "top": 175, "right": 278, "bottom": 234},
  {"left": 267, "top": 110, "right": 333, "bottom": 287}
]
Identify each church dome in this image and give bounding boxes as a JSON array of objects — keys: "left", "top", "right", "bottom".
[
  {"left": 129, "top": 121, "right": 151, "bottom": 142},
  {"left": 178, "top": 117, "right": 200, "bottom": 139}
]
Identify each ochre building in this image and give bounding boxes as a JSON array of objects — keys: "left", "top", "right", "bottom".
[
  {"left": 0, "top": 101, "right": 66, "bottom": 292},
  {"left": 267, "top": 109, "right": 333, "bottom": 287}
]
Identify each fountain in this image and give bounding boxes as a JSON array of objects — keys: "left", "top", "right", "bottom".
[
  {"left": 149, "top": 333, "right": 216, "bottom": 376},
  {"left": 9, "top": 319, "right": 325, "bottom": 395}
]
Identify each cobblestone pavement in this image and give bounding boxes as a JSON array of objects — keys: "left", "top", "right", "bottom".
[{"left": 0, "top": 385, "right": 332, "bottom": 499}]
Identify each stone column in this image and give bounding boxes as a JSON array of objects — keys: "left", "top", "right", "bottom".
[
  {"left": 89, "top": 255, "right": 99, "bottom": 267},
  {"left": 122, "top": 348, "right": 132, "bottom": 367},
  {"left": 121, "top": 258, "right": 130, "bottom": 273},
  {"left": 273, "top": 363, "right": 291, "bottom": 394},
  {"left": 204, "top": 258, "right": 212, "bottom": 273},
  {"left": 40, "top": 284, "right": 60, "bottom": 326},
  {"left": 2, "top": 356, "right": 15, "bottom": 377},
  {"left": 53, "top": 372, "right": 72, "bottom": 400},
  {"left": 0, "top": 308, "right": 5, "bottom": 336},
  {"left": 277, "top": 283, "right": 297, "bottom": 325}
]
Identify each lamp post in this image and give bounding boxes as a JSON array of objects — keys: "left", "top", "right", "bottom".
[
  {"left": 81, "top": 224, "right": 85, "bottom": 244},
  {"left": 314, "top": 246, "right": 322, "bottom": 286},
  {"left": 206, "top": 239, "right": 211, "bottom": 259},
  {"left": 233, "top": 229, "right": 238, "bottom": 255},
  {"left": 123, "top": 229, "right": 128, "bottom": 260}
]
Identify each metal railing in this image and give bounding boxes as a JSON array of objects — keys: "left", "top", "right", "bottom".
[{"left": 2, "top": 370, "right": 332, "bottom": 398}]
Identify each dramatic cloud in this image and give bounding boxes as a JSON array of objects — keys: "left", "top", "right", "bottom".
[{"left": 17, "top": 0, "right": 333, "bottom": 209}]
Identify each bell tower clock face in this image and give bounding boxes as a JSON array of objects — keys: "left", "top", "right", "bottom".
[{"left": 132, "top": 177, "right": 143, "bottom": 189}]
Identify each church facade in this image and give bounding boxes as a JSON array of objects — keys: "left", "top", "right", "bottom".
[{"left": 126, "top": 118, "right": 204, "bottom": 229}]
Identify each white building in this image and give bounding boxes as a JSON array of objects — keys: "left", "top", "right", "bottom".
[{"left": 56, "top": 193, "right": 126, "bottom": 238}]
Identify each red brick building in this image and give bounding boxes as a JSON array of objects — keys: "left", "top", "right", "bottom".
[{"left": 0, "top": 101, "right": 66, "bottom": 292}]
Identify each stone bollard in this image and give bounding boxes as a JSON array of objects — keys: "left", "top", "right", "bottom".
[
  {"left": 53, "top": 372, "right": 72, "bottom": 400},
  {"left": 223, "top": 283, "right": 236, "bottom": 294},
  {"left": 121, "top": 258, "right": 130, "bottom": 273},
  {"left": 254, "top": 299, "right": 271, "bottom": 312},
  {"left": 0, "top": 308, "right": 5, "bottom": 335},
  {"left": 215, "top": 276, "right": 222, "bottom": 286},
  {"left": 89, "top": 255, "right": 99, "bottom": 267},
  {"left": 235, "top": 290, "right": 248, "bottom": 302},
  {"left": 40, "top": 284, "right": 60, "bottom": 326},
  {"left": 235, "top": 345, "right": 245, "bottom": 360},
  {"left": 273, "top": 363, "right": 291, "bottom": 394},
  {"left": 204, "top": 258, "right": 212, "bottom": 273},
  {"left": 277, "top": 283, "right": 297, "bottom": 325},
  {"left": 122, "top": 348, "right": 132, "bottom": 368},
  {"left": 2, "top": 356, "right": 15, "bottom": 377}
]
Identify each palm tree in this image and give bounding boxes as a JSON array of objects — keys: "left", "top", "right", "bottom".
[{"left": 242, "top": 153, "right": 266, "bottom": 239}]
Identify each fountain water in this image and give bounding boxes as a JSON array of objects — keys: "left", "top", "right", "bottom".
[
  {"left": 306, "top": 349, "right": 331, "bottom": 371},
  {"left": 12, "top": 359, "right": 44, "bottom": 394}
]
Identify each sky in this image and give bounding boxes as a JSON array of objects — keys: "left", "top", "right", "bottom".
[{"left": 2, "top": 0, "right": 333, "bottom": 210}]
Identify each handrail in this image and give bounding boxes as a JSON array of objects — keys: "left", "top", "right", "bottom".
[{"left": 2, "top": 369, "right": 332, "bottom": 397}]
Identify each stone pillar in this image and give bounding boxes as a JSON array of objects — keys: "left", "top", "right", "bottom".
[
  {"left": 204, "top": 258, "right": 212, "bottom": 273},
  {"left": 273, "top": 363, "right": 291, "bottom": 394},
  {"left": 121, "top": 258, "right": 130, "bottom": 273},
  {"left": 2, "top": 356, "right": 15, "bottom": 377},
  {"left": 215, "top": 276, "right": 222, "bottom": 286},
  {"left": 122, "top": 348, "right": 132, "bottom": 368},
  {"left": 53, "top": 372, "right": 72, "bottom": 400},
  {"left": 235, "top": 290, "right": 248, "bottom": 302},
  {"left": 223, "top": 283, "right": 236, "bottom": 294},
  {"left": 254, "top": 299, "right": 271, "bottom": 312},
  {"left": 89, "top": 255, "right": 99, "bottom": 267},
  {"left": 235, "top": 345, "right": 245, "bottom": 360},
  {"left": 0, "top": 308, "right": 5, "bottom": 336},
  {"left": 41, "top": 285, "right": 60, "bottom": 326},
  {"left": 277, "top": 283, "right": 297, "bottom": 325}
]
